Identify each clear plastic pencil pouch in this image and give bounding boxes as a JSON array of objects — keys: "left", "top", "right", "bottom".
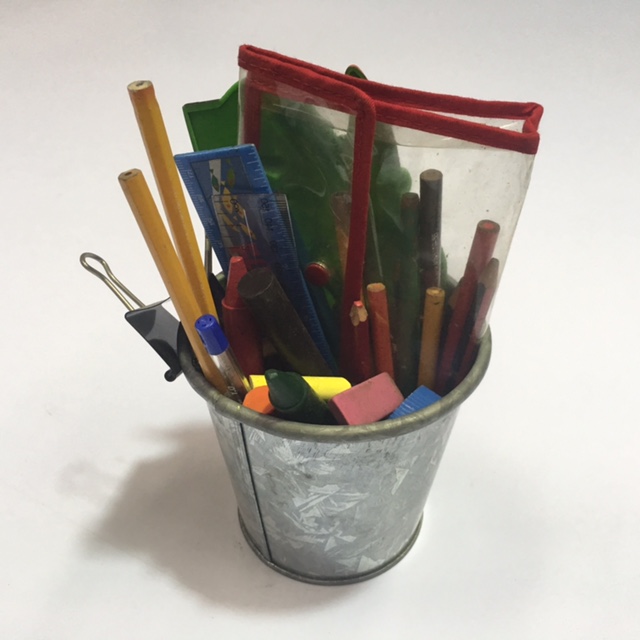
[{"left": 237, "top": 44, "right": 542, "bottom": 394}]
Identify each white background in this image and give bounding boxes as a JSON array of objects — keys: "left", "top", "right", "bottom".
[{"left": 1, "top": 1, "right": 639, "bottom": 638}]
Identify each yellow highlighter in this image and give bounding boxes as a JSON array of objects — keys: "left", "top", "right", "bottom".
[{"left": 249, "top": 374, "right": 351, "bottom": 401}]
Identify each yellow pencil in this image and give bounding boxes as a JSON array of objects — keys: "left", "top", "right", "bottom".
[
  {"left": 127, "top": 80, "right": 218, "bottom": 319},
  {"left": 418, "top": 287, "right": 445, "bottom": 390},
  {"left": 118, "top": 169, "right": 228, "bottom": 395}
]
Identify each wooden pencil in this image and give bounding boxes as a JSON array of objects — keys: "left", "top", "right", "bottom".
[
  {"left": 418, "top": 169, "right": 443, "bottom": 289},
  {"left": 366, "top": 283, "right": 395, "bottom": 380},
  {"left": 467, "top": 219, "right": 500, "bottom": 275},
  {"left": 118, "top": 169, "right": 228, "bottom": 395},
  {"left": 394, "top": 192, "right": 421, "bottom": 395},
  {"left": 455, "top": 258, "right": 500, "bottom": 385},
  {"left": 349, "top": 300, "right": 375, "bottom": 384},
  {"left": 127, "top": 80, "right": 218, "bottom": 319},
  {"left": 418, "top": 287, "right": 445, "bottom": 390}
]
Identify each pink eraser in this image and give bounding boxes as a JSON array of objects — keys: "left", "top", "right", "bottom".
[{"left": 328, "top": 373, "right": 404, "bottom": 425}]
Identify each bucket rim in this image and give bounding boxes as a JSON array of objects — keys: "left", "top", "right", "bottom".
[{"left": 178, "top": 328, "right": 491, "bottom": 442}]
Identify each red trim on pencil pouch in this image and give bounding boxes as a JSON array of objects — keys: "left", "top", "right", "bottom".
[
  {"left": 237, "top": 44, "right": 543, "bottom": 376},
  {"left": 239, "top": 45, "right": 542, "bottom": 154}
]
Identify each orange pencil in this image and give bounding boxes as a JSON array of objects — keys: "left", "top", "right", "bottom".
[
  {"left": 127, "top": 80, "right": 218, "bottom": 320},
  {"left": 366, "top": 283, "right": 395, "bottom": 379},
  {"left": 349, "top": 300, "right": 375, "bottom": 384},
  {"left": 418, "top": 287, "right": 445, "bottom": 390},
  {"left": 118, "top": 169, "right": 228, "bottom": 395}
]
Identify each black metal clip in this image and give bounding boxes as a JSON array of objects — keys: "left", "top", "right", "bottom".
[{"left": 80, "top": 252, "right": 182, "bottom": 381}]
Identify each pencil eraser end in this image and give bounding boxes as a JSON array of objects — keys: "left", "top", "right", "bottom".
[{"left": 328, "top": 373, "right": 404, "bottom": 425}]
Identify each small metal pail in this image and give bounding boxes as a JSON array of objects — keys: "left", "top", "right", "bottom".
[{"left": 179, "top": 332, "right": 491, "bottom": 585}]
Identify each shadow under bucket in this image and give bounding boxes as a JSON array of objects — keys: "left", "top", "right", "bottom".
[{"left": 179, "top": 331, "right": 491, "bottom": 585}]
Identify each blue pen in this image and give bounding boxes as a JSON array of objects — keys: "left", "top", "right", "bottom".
[{"left": 195, "top": 314, "right": 250, "bottom": 400}]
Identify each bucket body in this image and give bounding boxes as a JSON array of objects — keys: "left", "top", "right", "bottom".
[{"left": 180, "top": 332, "right": 491, "bottom": 585}]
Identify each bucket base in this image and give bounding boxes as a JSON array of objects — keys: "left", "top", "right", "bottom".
[{"left": 238, "top": 511, "right": 423, "bottom": 586}]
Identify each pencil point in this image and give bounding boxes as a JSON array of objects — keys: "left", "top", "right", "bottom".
[{"left": 349, "top": 300, "right": 368, "bottom": 326}]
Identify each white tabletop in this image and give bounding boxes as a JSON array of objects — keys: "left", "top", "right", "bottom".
[{"left": 2, "top": 1, "right": 638, "bottom": 638}]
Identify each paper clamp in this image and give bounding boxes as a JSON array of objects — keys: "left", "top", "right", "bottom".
[{"left": 80, "top": 252, "right": 182, "bottom": 381}]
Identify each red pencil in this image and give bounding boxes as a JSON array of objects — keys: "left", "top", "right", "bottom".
[
  {"left": 222, "top": 256, "right": 265, "bottom": 374},
  {"left": 366, "top": 283, "right": 395, "bottom": 380},
  {"left": 348, "top": 300, "right": 375, "bottom": 384},
  {"left": 467, "top": 219, "right": 500, "bottom": 275},
  {"left": 455, "top": 258, "right": 500, "bottom": 385},
  {"left": 435, "top": 220, "right": 500, "bottom": 394}
]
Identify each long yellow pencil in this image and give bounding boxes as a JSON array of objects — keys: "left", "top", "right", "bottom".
[
  {"left": 127, "top": 80, "right": 218, "bottom": 319},
  {"left": 118, "top": 169, "right": 227, "bottom": 395},
  {"left": 418, "top": 287, "right": 445, "bottom": 390}
]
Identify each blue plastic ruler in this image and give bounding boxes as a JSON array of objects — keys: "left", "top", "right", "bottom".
[
  {"left": 175, "top": 145, "right": 336, "bottom": 371},
  {"left": 175, "top": 144, "right": 270, "bottom": 273}
]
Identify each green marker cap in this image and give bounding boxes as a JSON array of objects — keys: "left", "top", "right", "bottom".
[
  {"left": 265, "top": 369, "right": 307, "bottom": 412},
  {"left": 265, "top": 369, "right": 335, "bottom": 425}
]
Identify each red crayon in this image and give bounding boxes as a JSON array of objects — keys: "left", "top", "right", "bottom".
[
  {"left": 222, "top": 256, "right": 264, "bottom": 374},
  {"left": 435, "top": 220, "right": 500, "bottom": 394}
]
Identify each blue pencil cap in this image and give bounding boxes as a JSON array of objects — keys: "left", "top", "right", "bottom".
[{"left": 195, "top": 314, "right": 228, "bottom": 355}]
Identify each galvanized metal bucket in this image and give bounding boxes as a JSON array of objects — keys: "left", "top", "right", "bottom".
[{"left": 179, "top": 332, "right": 491, "bottom": 585}]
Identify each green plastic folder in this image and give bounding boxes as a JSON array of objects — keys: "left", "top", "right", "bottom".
[{"left": 183, "top": 83, "right": 239, "bottom": 152}]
